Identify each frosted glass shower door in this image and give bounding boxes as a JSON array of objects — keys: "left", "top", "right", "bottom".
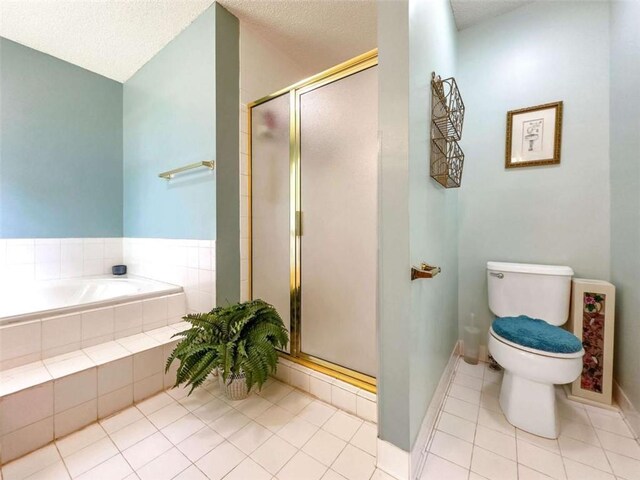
[
  {"left": 299, "top": 66, "right": 378, "bottom": 377},
  {"left": 251, "top": 94, "right": 291, "bottom": 346}
]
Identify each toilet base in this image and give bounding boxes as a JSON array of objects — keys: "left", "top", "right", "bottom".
[{"left": 499, "top": 370, "right": 559, "bottom": 439}]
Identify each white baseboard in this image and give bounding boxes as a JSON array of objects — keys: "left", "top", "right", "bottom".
[
  {"left": 614, "top": 381, "right": 640, "bottom": 439},
  {"left": 376, "top": 342, "right": 460, "bottom": 480},
  {"left": 410, "top": 341, "right": 460, "bottom": 479},
  {"left": 376, "top": 438, "right": 410, "bottom": 480}
]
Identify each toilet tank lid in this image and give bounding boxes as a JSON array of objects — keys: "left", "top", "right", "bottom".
[{"left": 487, "top": 261, "right": 574, "bottom": 276}]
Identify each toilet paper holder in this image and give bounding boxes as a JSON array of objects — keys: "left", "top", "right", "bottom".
[{"left": 411, "top": 262, "right": 441, "bottom": 280}]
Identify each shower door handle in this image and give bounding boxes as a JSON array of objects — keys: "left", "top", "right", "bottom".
[{"left": 295, "top": 211, "right": 303, "bottom": 236}]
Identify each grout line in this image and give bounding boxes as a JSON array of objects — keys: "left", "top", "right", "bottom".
[
  {"left": 468, "top": 364, "right": 481, "bottom": 478},
  {"left": 513, "top": 424, "right": 519, "bottom": 479},
  {"left": 324, "top": 427, "right": 351, "bottom": 476},
  {"left": 54, "top": 440, "right": 73, "bottom": 478},
  {"left": 61, "top": 436, "right": 120, "bottom": 479},
  {"left": 584, "top": 406, "right": 618, "bottom": 476}
]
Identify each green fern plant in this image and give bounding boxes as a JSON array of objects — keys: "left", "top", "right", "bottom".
[{"left": 165, "top": 299, "right": 289, "bottom": 395}]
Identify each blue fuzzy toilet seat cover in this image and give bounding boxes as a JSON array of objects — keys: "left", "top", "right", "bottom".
[{"left": 492, "top": 315, "right": 583, "bottom": 354}]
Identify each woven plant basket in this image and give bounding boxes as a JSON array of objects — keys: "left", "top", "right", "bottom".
[{"left": 218, "top": 370, "right": 249, "bottom": 400}]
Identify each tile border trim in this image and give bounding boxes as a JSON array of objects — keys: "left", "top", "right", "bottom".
[
  {"left": 375, "top": 342, "right": 460, "bottom": 480},
  {"left": 411, "top": 341, "right": 461, "bottom": 480}
]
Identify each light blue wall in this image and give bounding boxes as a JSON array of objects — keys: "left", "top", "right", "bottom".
[
  {"left": 123, "top": 7, "right": 217, "bottom": 240},
  {"left": 408, "top": 0, "right": 459, "bottom": 447},
  {"left": 213, "top": 5, "right": 240, "bottom": 305},
  {"left": 0, "top": 38, "right": 123, "bottom": 238},
  {"left": 377, "top": 0, "right": 412, "bottom": 451},
  {"left": 457, "top": 1, "right": 611, "bottom": 343},
  {"left": 377, "top": 0, "right": 458, "bottom": 452},
  {"left": 610, "top": 0, "right": 640, "bottom": 414}
]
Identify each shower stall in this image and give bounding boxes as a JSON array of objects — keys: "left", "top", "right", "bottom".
[{"left": 248, "top": 50, "right": 378, "bottom": 390}]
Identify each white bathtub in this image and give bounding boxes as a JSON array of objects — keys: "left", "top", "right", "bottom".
[{"left": 0, "top": 275, "right": 182, "bottom": 326}]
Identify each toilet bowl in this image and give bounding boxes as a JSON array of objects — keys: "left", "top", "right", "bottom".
[
  {"left": 488, "top": 326, "right": 583, "bottom": 438},
  {"left": 486, "top": 261, "right": 584, "bottom": 439}
]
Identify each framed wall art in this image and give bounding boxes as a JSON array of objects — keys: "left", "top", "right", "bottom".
[{"left": 505, "top": 101, "right": 563, "bottom": 168}]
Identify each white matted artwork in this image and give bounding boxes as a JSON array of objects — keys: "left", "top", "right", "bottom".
[{"left": 505, "top": 101, "right": 563, "bottom": 168}]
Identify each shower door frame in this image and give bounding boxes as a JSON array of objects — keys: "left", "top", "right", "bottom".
[{"left": 248, "top": 49, "right": 378, "bottom": 393}]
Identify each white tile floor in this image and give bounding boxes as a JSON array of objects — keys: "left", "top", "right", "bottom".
[
  {"left": 421, "top": 359, "right": 640, "bottom": 480},
  {"left": 3, "top": 358, "right": 639, "bottom": 480},
  {"left": 1, "top": 376, "right": 388, "bottom": 480}
]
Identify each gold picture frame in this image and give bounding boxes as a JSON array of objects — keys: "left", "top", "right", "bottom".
[{"left": 505, "top": 101, "right": 563, "bottom": 169}]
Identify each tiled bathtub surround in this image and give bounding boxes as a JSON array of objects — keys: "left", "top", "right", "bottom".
[
  {"left": 123, "top": 238, "right": 216, "bottom": 313},
  {"left": 0, "top": 292, "right": 186, "bottom": 371},
  {"left": 0, "top": 238, "right": 123, "bottom": 282},
  {"left": 0, "top": 322, "right": 189, "bottom": 464},
  {"left": 0, "top": 237, "right": 216, "bottom": 313}
]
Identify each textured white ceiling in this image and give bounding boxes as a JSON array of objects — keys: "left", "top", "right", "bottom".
[
  {"left": 450, "top": 0, "right": 534, "bottom": 30},
  {"left": 0, "top": 0, "right": 215, "bottom": 82},
  {"left": 218, "top": 0, "right": 377, "bottom": 74},
  {"left": 0, "top": 0, "right": 529, "bottom": 84}
]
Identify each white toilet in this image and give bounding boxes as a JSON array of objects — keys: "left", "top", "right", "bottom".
[{"left": 487, "top": 261, "right": 585, "bottom": 439}]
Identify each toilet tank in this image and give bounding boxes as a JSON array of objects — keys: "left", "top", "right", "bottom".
[{"left": 487, "top": 261, "right": 574, "bottom": 326}]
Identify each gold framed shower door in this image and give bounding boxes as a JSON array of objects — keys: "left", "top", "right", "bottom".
[{"left": 248, "top": 49, "right": 378, "bottom": 393}]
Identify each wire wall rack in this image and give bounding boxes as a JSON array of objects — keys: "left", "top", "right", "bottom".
[{"left": 430, "top": 72, "right": 465, "bottom": 188}]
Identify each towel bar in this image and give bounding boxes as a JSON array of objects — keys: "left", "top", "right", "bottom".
[{"left": 159, "top": 161, "right": 215, "bottom": 180}]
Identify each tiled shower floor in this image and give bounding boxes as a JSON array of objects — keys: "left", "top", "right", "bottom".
[{"left": 3, "top": 359, "right": 639, "bottom": 480}]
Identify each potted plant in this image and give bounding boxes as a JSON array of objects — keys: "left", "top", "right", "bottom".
[{"left": 165, "top": 299, "right": 289, "bottom": 400}]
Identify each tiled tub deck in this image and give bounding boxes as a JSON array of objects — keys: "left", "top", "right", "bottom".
[
  {"left": 0, "top": 289, "right": 187, "bottom": 464},
  {"left": 1, "top": 377, "right": 383, "bottom": 480},
  {"left": 0, "top": 287, "right": 378, "bottom": 467}
]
